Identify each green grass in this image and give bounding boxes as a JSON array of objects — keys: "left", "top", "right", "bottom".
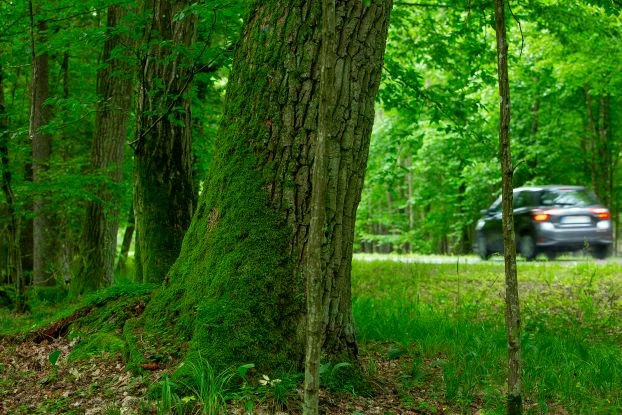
[
  {"left": 351, "top": 259, "right": 622, "bottom": 414},
  {"left": 2, "top": 257, "right": 620, "bottom": 413}
]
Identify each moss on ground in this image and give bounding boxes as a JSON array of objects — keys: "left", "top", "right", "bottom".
[{"left": 64, "top": 284, "right": 155, "bottom": 362}]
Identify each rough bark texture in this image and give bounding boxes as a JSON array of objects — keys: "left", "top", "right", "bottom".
[
  {"left": 29, "top": 2, "right": 54, "bottom": 286},
  {"left": 303, "top": 0, "right": 335, "bottom": 412},
  {"left": 74, "top": 5, "right": 133, "bottom": 294},
  {"left": 137, "top": 0, "right": 392, "bottom": 373},
  {"left": 133, "top": 0, "right": 196, "bottom": 284},
  {"left": 494, "top": 1, "right": 523, "bottom": 414}
]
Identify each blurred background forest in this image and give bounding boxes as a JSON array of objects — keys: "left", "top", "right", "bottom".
[{"left": 1, "top": 0, "right": 621, "bottom": 287}]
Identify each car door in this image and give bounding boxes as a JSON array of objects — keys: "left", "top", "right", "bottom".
[
  {"left": 481, "top": 196, "right": 504, "bottom": 252},
  {"left": 512, "top": 191, "right": 533, "bottom": 234}
]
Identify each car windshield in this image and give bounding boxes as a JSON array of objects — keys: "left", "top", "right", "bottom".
[{"left": 539, "top": 188, "right": 599, "bottom": 207}]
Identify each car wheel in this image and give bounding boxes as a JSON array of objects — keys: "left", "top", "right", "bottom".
[
  {"left": 477, "top": 235, "right": 490, "bottom": 260},
  {"left": 546, "top": 251, "right": 557, "bottom": 261},
  {"left": 590, "top": 244, "right": 611, "bottom": 260},
  {"left": 519, "top": 235, "right": 537, "bottom": 261}
]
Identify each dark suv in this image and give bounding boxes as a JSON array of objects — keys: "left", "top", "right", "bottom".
[{"left": 476, "top": 185, "right": 613, "bottom": 260}]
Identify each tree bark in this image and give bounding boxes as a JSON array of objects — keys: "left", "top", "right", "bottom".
[
  {"left": 0, "top": 64, "right": 25, "bottom": 310},
  {"left": 303, "top": 0, "right": 335, "bottom": 412},
  {"left": 493, "top": 1, "right": 522, "bottom": 414},
  {"left": 137, "top": 0, "right": 392, "bottom": 373},
  {"left": 133, "top": 0, "right": 196, "bottom": 284},
  {"left": 29, "top": 0, "right": 55, "bottom": 286},
  {"left": 73, "top": 5, "right": 133, "bottom": 294}
]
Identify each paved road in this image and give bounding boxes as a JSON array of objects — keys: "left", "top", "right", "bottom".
[{"left": 353, "top": 253, "right": 622, "bottom": 265}]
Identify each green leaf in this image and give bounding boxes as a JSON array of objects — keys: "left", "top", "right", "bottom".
[
  {"left": 237, "top": 363, "right": 255, "bottom": 378},
  {"left": 48, "top": 350, "right": 61, "bottom": 366}
]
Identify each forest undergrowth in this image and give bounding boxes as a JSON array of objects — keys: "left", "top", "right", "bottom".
[{"left": 0, "top": 258, "right": 620, "bottom": 414}]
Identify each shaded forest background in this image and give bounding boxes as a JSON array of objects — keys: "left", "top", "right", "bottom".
[{"left": 1, "top": 0, "right": 621, "bottom": 289}]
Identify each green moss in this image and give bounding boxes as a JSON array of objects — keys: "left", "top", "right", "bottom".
[
  {"left": 63, "top": 284, "right": 156, "bottom": 363},
  {"left": 28, "top": 286, "right": 68, "bottom": 306},
  {"left": 131, "top": 113, "right": 306, "bottom": 375},
  {"left": 68, "top": 332, "right": 126, "bottom": 361}
]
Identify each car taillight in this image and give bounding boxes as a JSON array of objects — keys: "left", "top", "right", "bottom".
[
  {"left": 533, "top": 212, "right": 550, "bottom": 222},
  {"left": 590, "top": 208, "right": 610, "bottom": 220}
]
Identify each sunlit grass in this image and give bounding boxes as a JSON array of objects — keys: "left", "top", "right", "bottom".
[{"left": 352, "top": 259, "right": 621, "bottom": 413}]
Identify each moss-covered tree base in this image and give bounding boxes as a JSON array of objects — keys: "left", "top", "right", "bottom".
[
  {"left": 130, "top": 158, "right": 306, "bottom": 374},
  {"left": 125, "top": 0, "right": 392, "bottom": 378}
]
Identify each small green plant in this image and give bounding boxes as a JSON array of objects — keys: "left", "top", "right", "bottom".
[
  {"left": 319, "top": 362, "right": 370, "bottom": 395},
  {"left": 232, "top": 363, "right": 301, "bottom": 412},
  {"left": 153, "top": 356, "right": 236, "bottom": 415},
  {"left": 48, "top": 349, "right": 61, "bottom": 380},
  {"left": 180, "top": 357, "right": 235, "bottom": 415},
  {"left": 156, "top": 375, "right": 183, "bottom": 415}
]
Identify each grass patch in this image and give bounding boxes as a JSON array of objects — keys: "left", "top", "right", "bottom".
[
  {"left": 352, "top": 258, "right": 621, "bottom": 413},
  {"left": 2, "top": 257, "right": 619, "bottom": 413}
]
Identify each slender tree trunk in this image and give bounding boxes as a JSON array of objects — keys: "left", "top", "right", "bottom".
[
  {"left": 529, "top": 98, "right": 539, "bottom": 171},
  {"left": 58, "top": 52, "right": 74, "bottom": 284},
  {"left": 584, "top": 87, "right": 600, "bottom": 196},
  {"left": 598, "top": 95, "right": 611, "bottom": 207},
  {"left": 116, "top": 204, "right": 135, "bottom": 274},
  {"left": 73, "top": 5, "right": 133, "bottom": 294},
  {"left": 133, "top": 0, "right": 196, "bottom": 284},
  {"left": 493, "top": 1, "right": 522, "bottom": 414},
  {"left": 5, "top": 65, "right": 33, "bottom": 279},
  {"left": 0, "top": 65, "right": 25, "bottom": 310},
  {"left": 29, "top": 0, "right": 54, "bottom": 286},
  {"left": 303, "top": 0, "right": 335, "bottom": 412},
  {"left": 137, "top": 0, "right": 392, "bottom": 373},
  {"left": 406, "top": 155, "right": 414, "bottom": 253}
]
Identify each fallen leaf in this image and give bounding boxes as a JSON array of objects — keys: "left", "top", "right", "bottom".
[{"left": 140, "top": 362, "right": 159, "bottom": 371}]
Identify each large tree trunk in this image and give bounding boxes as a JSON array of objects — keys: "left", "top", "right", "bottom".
[
  {"left": 73, "top": 5, "right": 133, "bottom": 294},
  {"left": 132, "top": 0, "right": 196, "bottom": 284},
  {"left": 29, "top": 1, "right": 55, "bottom": 286},
  {"left": 137, "top": 0, "right": 392, "bottom": 373}
]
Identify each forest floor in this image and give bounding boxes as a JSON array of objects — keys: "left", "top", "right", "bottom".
[
  {"left": 0, "top": 332, "right": 455, "bottom": 415},
  {"left": 1, "top": 259, "right": 619, "bottom": 414}
]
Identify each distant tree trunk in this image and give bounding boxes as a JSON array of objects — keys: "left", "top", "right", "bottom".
[
  {"left": 406, "top": 155, "right": 414, "bottom": 253},
  {"left": 137, "top": 0, "right": 392, "bottom": 373},
  {"left": 0, "top": 64, "right": 25, "bottom": 310},
  {"left": 133, "top": 0, "right": 196, "bottom": 284},
  {"left": 29, "top": 0, "right": 54, "bottom": 286},
  {"left": 529, "top": 98, "right": 539, "bottom": 172},
  {"left": 6, "top": 65, "right": 33, "bottom": 278},
  {"left": 494, "top": 1, "right": 522, "bottom": 414},
  {"left": 584, "top": 87, "right": 600, "bottom": 197},
  {"left": 58, "top": 51, "right": 74, "bottom": 284},
  {"left": 73, "top": 5, "right": 133, "bottom": 294},
  {"left": 116, "top": 204, "right": 135, "bottom": 274}
]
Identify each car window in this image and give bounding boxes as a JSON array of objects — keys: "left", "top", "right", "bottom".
[
  {"left": 513, "top": 192, "right": 526, "bottom": 208},
  {"left": 539, "top": 188, "right": 599, "bottom": 207},
  {"left": 489, "top": 195, "right": 502, "bottom": 212}
]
